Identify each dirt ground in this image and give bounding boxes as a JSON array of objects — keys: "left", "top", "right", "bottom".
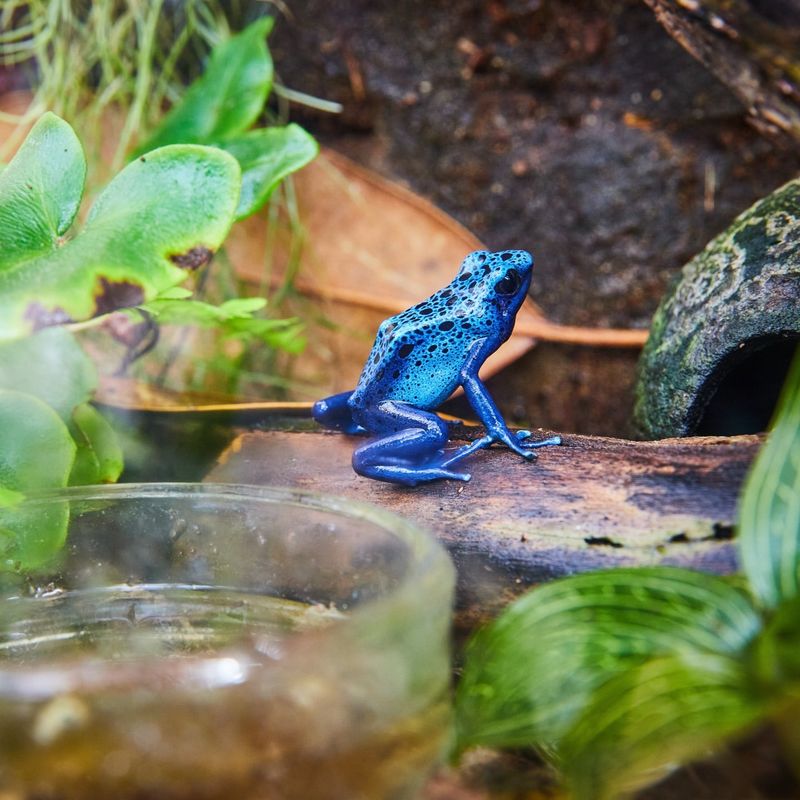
[{"left": 270, "top": 0, "right": 800, "bottom": 435}]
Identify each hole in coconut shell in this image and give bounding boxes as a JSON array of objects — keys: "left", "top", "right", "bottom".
[{"left": 694, "top": 336, "right": 798, "bottom": 436}]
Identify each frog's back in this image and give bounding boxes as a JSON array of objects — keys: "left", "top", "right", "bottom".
[
  {"left": 349, "top": 249, "right": 531, "bottom": 412},
  {"left": 350, "top": 283, "right": 495, "bottom": 410}
]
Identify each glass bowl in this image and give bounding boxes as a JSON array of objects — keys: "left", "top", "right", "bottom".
[{"left": 0, "top": 483, "right": 454, "bottom": 800}]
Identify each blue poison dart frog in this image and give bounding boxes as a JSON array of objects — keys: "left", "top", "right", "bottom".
[{"left": 312, "top": 249, "right": 562, "bottom": 486}]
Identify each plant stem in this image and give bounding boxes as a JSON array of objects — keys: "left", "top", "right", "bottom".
[{"left": 273, "top": 85, "right": 343, "bottom": 114}]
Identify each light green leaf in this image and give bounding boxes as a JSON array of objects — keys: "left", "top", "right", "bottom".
[
  {"left": 0, "top": 391, "right": 75, "bottom": 491},
  {"left": 68, "top": 403, "right": 123, "bottom": 486},
  {"left": 739, "top": 348, "right": 800, "bottom": 609},
  {"left": 155, "top": 286, "right": 193, "bottom": 300},
  {"left": 220, "top": 124, "right": 319, "bottom": 218},
  {"left": 454, "top": 567, "right": 761, "bottom": 752},
  {"left": 0, "top": 112, "right": 85, "bottom": 270},
  {"left": 141, "top": 296, "right": 304, "bottom": 352},
  {"left": 137, "top": 18, "right": 274, "bottom": 154},
  {"left": 143, "top": 296, "right": 267, "bottom": 325},
  {"left": 0, "top": 487, "right": 24, "bottom": 509},
  {"left": 0, "top": 390, "right": 75, "bottom": 569},
  {"left": 0, "top": 327, "right": 96, "bottom": 419},
  {"left": 0, "top": 138, "right": 241, "bottom": 340},
  {"left": 223, "top": 316, "right": 306, "bottom": 353},
  {"left": 561, "top": 654, "right": 761, "bottom": 800}
]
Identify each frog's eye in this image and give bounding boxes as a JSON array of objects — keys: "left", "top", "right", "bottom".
[{"left": 494, "top": 269, "right": 522, "bottom": 296}]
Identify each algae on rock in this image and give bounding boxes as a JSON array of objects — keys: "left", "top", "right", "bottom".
[{"left": 635, "top": 179, "right": 800, "bottom": 439}]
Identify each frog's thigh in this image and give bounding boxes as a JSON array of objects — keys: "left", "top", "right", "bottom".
[
  {"left": 353, "top": 402, "right": 472, "bottom": 485},
  {"left": 353, "top": 401, "right": 448, "bottom": 462}
]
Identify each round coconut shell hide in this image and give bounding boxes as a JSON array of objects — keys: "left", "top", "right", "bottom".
[{"left": 634, "top": 178, "right": 800, "bottom": 439}]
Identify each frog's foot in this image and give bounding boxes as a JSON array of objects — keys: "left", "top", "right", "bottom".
[
  {"left": 439, "top": 431, "right": 561, "bottom": 468},
  {"left": 499, "top": 430, "right": 562, "bottom": 459},
  {"left": 312, "top": 391, "right": 364, "bottom": 435}
]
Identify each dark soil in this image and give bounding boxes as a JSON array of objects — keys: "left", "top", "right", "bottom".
[
  {"left": 270, "top": 0, "right": 800, "bottom": 331},
  {"left": 270, "top": 1, "right": 800, "bottom": 436}
]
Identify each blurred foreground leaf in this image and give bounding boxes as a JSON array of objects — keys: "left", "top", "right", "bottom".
[
  {"left": 0, "top": 327, "right": 96, "bottom": 419},
  {"left": 0, "top": 390, "right": 74, "bottom": 568},
  {"left": 0, "top": 113, "right": 241, "bottom": 340},
  {"left": 0, "top": 112, "right": 85, "bottom": 268},
  {"left": 739, "top": 349, "right": 800, "bottom": 610},
  {"left": 0, "top": 488, "right": 23, "bottom": 509},
  {"left": 0, "top": 325, "right": 122, "bottom": 489},
  {"left": 68, "top": 403, "right": 123, "bottom": 486},
  {"left": 455, "top": 567, "right": 760, "bottom": 752},
  {"left": 561, "top": 654, "right": 762, "bottom": 800}
]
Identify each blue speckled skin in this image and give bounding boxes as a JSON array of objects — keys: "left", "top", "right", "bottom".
[{"left": 312, "top": 249, "right": 561, "bottom": 486}]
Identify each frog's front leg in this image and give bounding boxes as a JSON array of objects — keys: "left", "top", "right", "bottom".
[
  {"left": 352, "top": 401, "right": 472, "bottom": 486},
  {"left": 459, "top": 342, "right": 561, "bottom": 459},
  {"left": 312, "top": 391, "right": 365, "bottom": 435}
]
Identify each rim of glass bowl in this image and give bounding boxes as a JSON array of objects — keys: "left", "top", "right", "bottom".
[{"left": 0, "top": 482, "right": 455, "bottom": 700}]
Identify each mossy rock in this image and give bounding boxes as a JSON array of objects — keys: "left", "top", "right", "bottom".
[{"left": 634, "top": 178, "right": 800, "bottom": 439}]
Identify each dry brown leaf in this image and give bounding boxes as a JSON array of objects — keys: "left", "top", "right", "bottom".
[
  {"left": 0, "top": 92, "right": 645, "bottom": 412},
  {"left": 226, "top": 148, "right": 546, "bottom": 394},
  {"left": 226, "top": 149, "right": 646, "bottom": 399}
]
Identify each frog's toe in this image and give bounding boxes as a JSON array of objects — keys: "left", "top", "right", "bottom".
[
  {"left": 428, "top": 465, "right": 471, "bottom": 482},
  {"left": 521, "top": 434, "right": 562, "bottom": 450},
  {"left": 421, "top": 468, "right": 471, "bottom": 483},
  {"left": 515, "top": 429, "right": 532, "bottom": 441}
]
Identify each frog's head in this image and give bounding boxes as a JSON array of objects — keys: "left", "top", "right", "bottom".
[{"left": 458, "top": 249, "right": 533, "bottom": 320}]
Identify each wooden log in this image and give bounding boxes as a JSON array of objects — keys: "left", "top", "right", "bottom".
[{"left": 207, "top": 427, "right": 761, "bottom": 629}]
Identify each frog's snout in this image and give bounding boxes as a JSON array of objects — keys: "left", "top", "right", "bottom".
[{"left": 496, "top": 249, "right": 533, "bottom": 269}]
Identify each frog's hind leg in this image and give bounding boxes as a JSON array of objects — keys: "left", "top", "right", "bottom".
[
  {"left": 312, "top": 391, "right": 364, "bottom": 434},
  {"left": 352, "top": 401, "right": 471, "bottom": 486}
]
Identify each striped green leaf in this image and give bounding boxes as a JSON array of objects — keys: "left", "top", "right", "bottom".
[
  {"left": 454, "top": 567, "right": 761, "bottom": 752},
  {"left": 739, "top": 348, "right": 800, "bottom": 609},
  {"left": 561, "top": 654, "right": 761, "bottom": 800}
]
